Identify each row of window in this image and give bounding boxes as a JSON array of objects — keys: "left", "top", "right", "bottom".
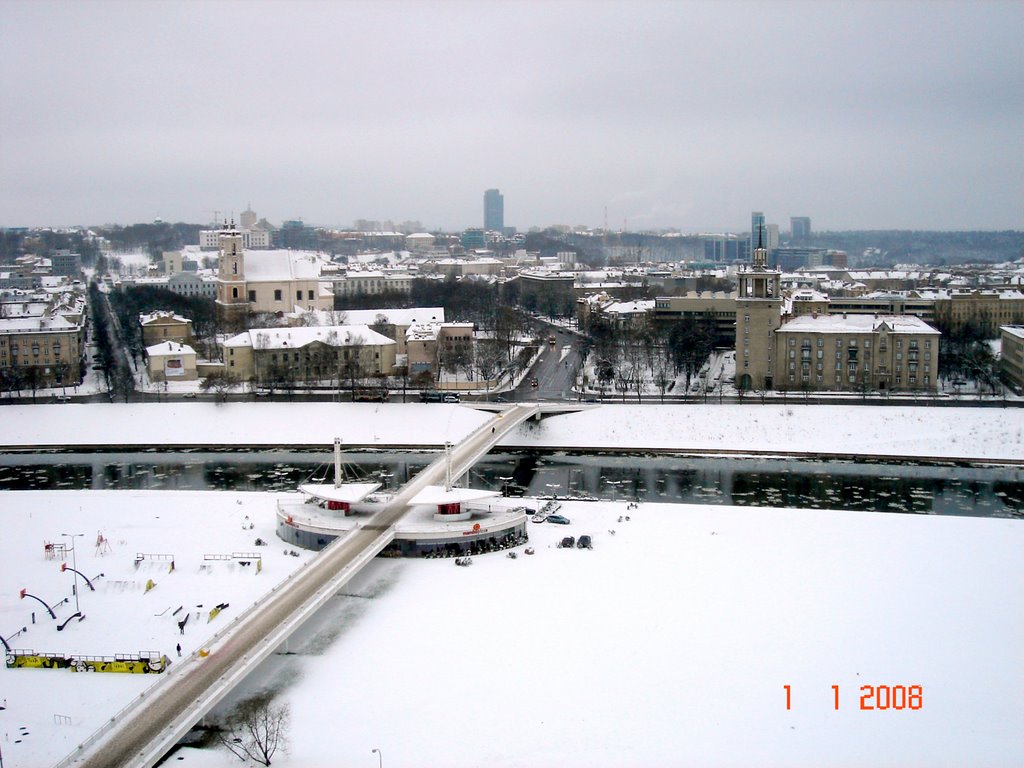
[
  {"left": 789, "top": 337, "right": 930, "bottom": 350},
  {"left": 788, "top": 373, "right": 930, "bottom": 386}
]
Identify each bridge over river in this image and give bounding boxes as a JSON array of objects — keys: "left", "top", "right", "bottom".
[{"left": 60, "top": 403, "right": 588, "bottom": 768}]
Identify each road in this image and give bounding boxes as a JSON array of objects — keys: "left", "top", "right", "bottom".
[{"left": 514, "top": 326, "right": 581, "bottom": 401}]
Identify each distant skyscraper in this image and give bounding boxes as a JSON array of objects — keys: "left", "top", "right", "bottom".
[
  {"left": 751, "top": 211, "right": 766, "bottom": 253},
  {"left": 791, "top": 216, "right": 812, "bottom": 241},
  {"left": 484, "top": 189, "right": 504, "bottom": 231}
]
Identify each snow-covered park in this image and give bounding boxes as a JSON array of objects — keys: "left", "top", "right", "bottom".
[{"left": 0, "top": 402, "right": 1022, "bottom": 767}]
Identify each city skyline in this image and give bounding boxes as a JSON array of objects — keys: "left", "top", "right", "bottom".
[{"left": 1, "top": 1, "right": 1021, "bottom": 232}]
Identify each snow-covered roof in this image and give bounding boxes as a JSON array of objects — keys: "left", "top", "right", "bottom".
[
  {"left": 1002, "top": 325, "right": 1024, "bottom": 340},
  {"left": 778, "top": 314, "right": 940, "bottom": 335},
  {"left": 606, "top": 300, "right": 655, "bottom": 315},
  {"left": 146, "top": 341, "right": 195, "bottom": 356},
  {"left": 286, "top": 307, "right": 445, "bottom": 327},
  {"left": 241, "top": 250, "right": 329, "bottom": 282},
  {"left": 140, "top": 311, "right": 189, "bottom": 325},
  {"left": 224, "top": 324, "right": 396, "bottom": 351},
  {"left": 299, "top": 481, "right": 381, "bottom": 503}
]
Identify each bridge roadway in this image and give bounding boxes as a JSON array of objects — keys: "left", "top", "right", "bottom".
[{"left": 63, "top": 403, "right": 544, "bottom": 768}]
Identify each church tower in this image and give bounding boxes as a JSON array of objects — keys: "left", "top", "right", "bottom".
[
  {"left": 215, "top": 221, "right": 249, "bottom": 326},
  {"left": 735, "top": 231, "right": 783, "bottom": 390}
]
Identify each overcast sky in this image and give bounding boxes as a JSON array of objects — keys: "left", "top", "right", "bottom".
[{"left": 1, "top": 0, "right": 1021, "bottom": 232}]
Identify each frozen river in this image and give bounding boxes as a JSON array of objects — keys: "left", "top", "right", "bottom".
[{"left": 1, "top": 448, "right": 1021, "bottom": 519}]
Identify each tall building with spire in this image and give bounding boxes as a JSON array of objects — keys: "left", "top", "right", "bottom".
[
  {"left": 750, "top": 211, "right": 766, "bottom": 256},
  {"left": 735, "top": 229, "right": 783, "bottom": 391},
  {"left": 484, "top": 189, "right": 504, "bottom": 231}
]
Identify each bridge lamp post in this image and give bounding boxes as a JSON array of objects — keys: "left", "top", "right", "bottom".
[
  {"left": 61, "top": 532, "right": 84, "bottom": 613},
  {"left": 371, "top": 747, "right": 382, "bottom": 768}
]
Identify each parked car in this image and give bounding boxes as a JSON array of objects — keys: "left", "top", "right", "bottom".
[
  {"left": 577, "top": 535, "right": 593, "bottom": 549},
  {"left": 558, "top": 536, "right": 576, "bottom": 548},
  {"left": 443, "top": 394, "right": 460, "bottom": 403},
  {"left": 183, "top": 392, "right": 197, "bottom": 399},
  {"left": 546, "top": 514, "right": 571, "bottom": 525}
]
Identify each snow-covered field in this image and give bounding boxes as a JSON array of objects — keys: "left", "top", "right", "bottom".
[{"left": 2, "top": 402, "right": 1023, "bottom": 462}]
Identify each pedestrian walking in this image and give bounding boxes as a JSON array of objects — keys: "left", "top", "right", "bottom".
[{"left": 176, "top": 643, "right": 182, "bottom": 657}]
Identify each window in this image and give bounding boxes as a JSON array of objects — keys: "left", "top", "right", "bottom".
[
  {"left": 308, "top": 290, "right": 314, "bottom": 300},
  {"left": 910, "top": 339, "right": 918, "bottom": 349},
  {"left": 248, "top": 290, "right": 256, "bottom": 302},
  {"left": 835, "top": 351, "right": 841, "bottom": 360},
  {"left": 816, "top": 375, "right": 823, "bottom": 383},
  {"left": 849, "top": 339, "right": 858, "bottom": 347},
  {"left": 816, "top": 350, "right": 823, "bottom": 359},
  {"left": 816, "top": 362, "right": 823, "bottom": 371},
  {"left": 896, "top": 352, "right": 902, "bottom": 361},
  {"left": 896, "top": 339, "right": 902, "bottom": 349},
  {"left": 789, "top": 349, "right": 795, "bottom": 359},
  {"left": 229, "top": 360, "right": 234, "bottom": 367},
  {"left": 789, "top": 338, "right": 796, "bottom": 346},
  {"left": 925, "top": 340, "right": 931, "bottom": 350},
  {"left": 817, "top": 339, "right": 824, "bottom": 347},
  {"left": 274, "top": 289, "right": 282, "bottom": 301},
  {"left": 297, "top": 290, "right": 303, "bottom": 301},
  {"left": 232, "top": 287, "right": 238, "bottom": 299},
  {"left": 835, "top": 339, "right": 842, "bottom": 348}
]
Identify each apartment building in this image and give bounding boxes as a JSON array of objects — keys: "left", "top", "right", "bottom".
[{"left": 774, "top": 314, "right": 940, "bottom": 392}]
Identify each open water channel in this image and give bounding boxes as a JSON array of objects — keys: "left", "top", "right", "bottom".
[{"left": 0, "top": 449, "right": 1021, "bottom": 519}]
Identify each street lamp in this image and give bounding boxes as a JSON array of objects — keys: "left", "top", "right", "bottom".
[
  {"left": 371, "top": 747, "right": 382, "bottom": 768},
  {"left": 60, "top": 533, "right": 84, "bottom": 613}
]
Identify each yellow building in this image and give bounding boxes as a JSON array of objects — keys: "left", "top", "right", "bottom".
[
  {"left": 0, "top": 297, "right": 84, "bottom": 389},
  {"left": 223, "top": 324, "right": 396, "bottom": 386},
  {"left": 214, "top": 224, "right": 333, "bottom": 324},
  {"left": 773, "top": 314, "right": 940, "bottom": 392},
  {"left": 145, "top": 341, "right": 198, "bottom": 382},
  {"left": 140, "top": 311, "right": 193, "bottom": 346},
  {"left": 1000, "top": 325, "right": 1024, "bottom": 392}
]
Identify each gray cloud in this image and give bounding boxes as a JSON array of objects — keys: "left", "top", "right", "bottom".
[{"left": 1, "top": 0, "right": 1021, "bottom": 231}]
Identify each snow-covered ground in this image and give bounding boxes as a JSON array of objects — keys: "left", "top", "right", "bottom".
[
  {"left": 1, "top": 403, "right": 1022, "bottom": 767},
  {"left": 3, "top": 492, "right": 1020, "bottom": 768},
  {"left": 2, "top": 403, "right": 1022, "bottom": 462}
]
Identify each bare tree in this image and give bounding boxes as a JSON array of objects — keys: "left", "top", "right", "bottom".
[
  {"left": 201, "top": 370, "right": 240, "bottom": 403},
  {"left": 218, "top": 696, "right": 290, "bottom": 766}
]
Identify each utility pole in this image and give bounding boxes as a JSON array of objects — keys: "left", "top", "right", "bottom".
[{"left": 61, "top": 532, "right": 84, "bottom": 613}]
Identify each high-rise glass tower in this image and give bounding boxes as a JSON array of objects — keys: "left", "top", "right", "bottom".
[
  {"left": 751, "top": 211, "right": 766, "bottom": 253},
  {"left": 484, "top": 189, "right": 504, "bottom": 231}
]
